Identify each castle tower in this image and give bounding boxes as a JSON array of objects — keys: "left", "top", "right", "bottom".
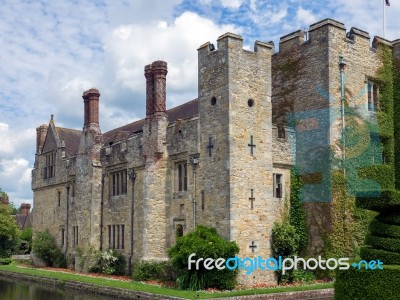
[
  {"left": 75, "top": 88, "right": 103, "bottom": 249},
  {"left": 197, "top": 33, "right": 276, "bottom": 284},
  {"left": 141, "top": 61, "right": 169, "bottom": 261}
]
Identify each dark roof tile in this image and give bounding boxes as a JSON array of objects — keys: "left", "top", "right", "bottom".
[
  {"left": 56, "top": 127, "right": 81, "bottom": 156},
  {"left": 103, "top": 98, "right": 198, "bottom": 145},
  {"left": 55, "top": 99, "right": 199, "bottom": 153}
]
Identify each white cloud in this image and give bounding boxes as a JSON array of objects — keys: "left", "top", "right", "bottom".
[
  {"left": 220, "top": 0, "right": 243, "bottom": 9},
  {"left": 296, "top": 7, "right": 317, "bottom": 25},
  {"left": 0, "top": 158, "right": 33, "bottom": 207},
  {"left": 0, "top": 0, "right": 398, "bottom": 209},
  {"left": 271, "top": 8, "right": 288, "bottom": 24},
  {"left": 102, "top": 11, "right": 241, "bottom": 109},
  {"left": 0, "top": 123, "right": 35, "bottom": 158}
]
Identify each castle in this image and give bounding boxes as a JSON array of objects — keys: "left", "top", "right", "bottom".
[{"left": 32, "top": 19, "right": 400, "bottom": 284}]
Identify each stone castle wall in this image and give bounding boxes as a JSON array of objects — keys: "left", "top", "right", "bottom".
[
  {"left": 272, "top": 18, "right": 395, "bottom": 254},
  {"left": 32, "top": 18, "right": 399, "bottom": 285}
]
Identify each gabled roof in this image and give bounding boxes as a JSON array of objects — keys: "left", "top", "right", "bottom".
[
  {"left": 51, "top": 98, "right": 199, "bottom": 156},
  {"left": 15, "top": 214, "right": 32, "bottom": 230},
  {"left": 56, "top": 127, "right": 82, "bottom": 156}
]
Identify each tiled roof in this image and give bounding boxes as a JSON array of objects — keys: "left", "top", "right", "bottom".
[
  {"left": 56, "top": 127, "right": 82, "bottom": 156},
  {"left": 103, "top": 98, "right": 199, "bottom": 145},
  {"left": 56, "top": 99, "right": 199, "bottom": 154},
  {"left": 15, "top": 214, "right": 32, "bottom": 230}
]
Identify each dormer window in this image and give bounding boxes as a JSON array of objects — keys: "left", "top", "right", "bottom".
[{"left": 43, "top": 152, "right": 56, "bottom": 179}]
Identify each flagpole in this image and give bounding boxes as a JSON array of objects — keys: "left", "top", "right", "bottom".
[{"left": 383, "top": 0, "right": 386, "bottom": 38}]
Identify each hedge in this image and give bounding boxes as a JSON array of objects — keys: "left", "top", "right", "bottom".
[
  {"left": 356, "top": 189, "right": 400, "bottom": 212},
  {"left": 357, "top": 165, "right": 395, "bottom": 190},
  {"left": 365, "top": 234, "right": 400, "bottom": 253},
  {"left": 335, "top": 265, "right": 400, "bottom": 300},
  {"left": 377, "top": 213, "right": 400, "bottom": 225},
  {"left": 369, "top": 219, "right": 400, "bottom": 238},
  {"left": 360, "top": 247, "right": 400, "bottom": 265}
]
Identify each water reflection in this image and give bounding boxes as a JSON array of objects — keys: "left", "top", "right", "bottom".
[{"left": 0, "top": 277, "right": 114, "bottom": 300}]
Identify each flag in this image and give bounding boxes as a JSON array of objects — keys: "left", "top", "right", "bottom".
[{"left": 385, "top": 0, "right": 390, "bottom": 6}]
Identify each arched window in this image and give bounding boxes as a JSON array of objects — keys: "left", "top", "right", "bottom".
[{"left": 176, "top": 224, "right": 184, "bottom": 238}]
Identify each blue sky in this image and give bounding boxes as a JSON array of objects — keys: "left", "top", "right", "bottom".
[{"left": 0, "top": 0, "right": 398, "bottom": 207}]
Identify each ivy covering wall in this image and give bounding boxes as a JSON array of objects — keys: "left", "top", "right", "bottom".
[{"left": 335, "top": 45, "right": 400, "bottom": 299}]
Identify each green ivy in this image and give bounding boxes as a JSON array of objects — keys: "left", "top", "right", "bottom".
[
  {"left": 289, "top": 169, "right": 308, "bottom": 253},
  {"left": 336, "top": 45, "right": 400, "bottom": 298}
]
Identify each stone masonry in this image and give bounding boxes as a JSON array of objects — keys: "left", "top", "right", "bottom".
[{"left": 32, "top": 18, "right": 400, "bottom": 285}]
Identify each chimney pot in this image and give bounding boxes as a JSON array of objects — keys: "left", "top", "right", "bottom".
[
  {"left": 151, "top": 60, "right": 168, "bottom": 115},
  {"left": 36, "top": 124, "right": 48, "bottom": 154},
  {"left": 82, "top": 87, "right": 100, "bottom": 126}
]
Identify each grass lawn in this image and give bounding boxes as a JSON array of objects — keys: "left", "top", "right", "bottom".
[{"left": 0, "top": 263, "right": 333, "bottom": 299}]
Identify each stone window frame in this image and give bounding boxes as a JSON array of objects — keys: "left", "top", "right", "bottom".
[
  {"left": 175, "top": 161, "right": 188, "bottom": 192},
  {"left": 273, "top": 173, "right": 283, "bottom": 199},
  {"left": 176, "top": 224, "right": 184, "bottom": 238},
  {"left": 60, "top": 227, "right": 65, "bottom": 247},
  {"left": 70, "top": 180, "right": 76, "bottom": 201},
  {"left": 43, "top": 151, "right": 56, "bottom": 179},
  {"left": 108, "top": 224, "right": 125, "bottom": 250},
  {"left": 366, "top": 79, "right": 380, "bottom": 112},
  {"left": 72, "top": 226, "right": 79, "bottom": 247},
  {"left": 173, "top": 220, "right": 186, "bottom": 244},
  {"left": 277, "top": 126, "right": 286, "bottom": 140},
  {"left": 108, "top": 166, "right": 128, "bottom": 197},
  {"left": 57, "top": 190, "right": 61, "bottom": 207}
]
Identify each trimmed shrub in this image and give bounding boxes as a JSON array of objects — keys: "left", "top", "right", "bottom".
[
  {"left": 356, "top": 189, "right": 400, "bottom": 211},
  {"left": 369, "top": 219, "right": 400, "bottom": 238},
  {"left": 335, "top": 266, "right": 400, "bottom": 300},
  {"left": 365, "top": 234, "right": 400, "bottom": 252},
  {"left": 89, "top": 249, "right": 126, "bottom": 275},
  {"left": 133, "top": 261, "right": 173, "bottom": 281},
  {"left": 168, "top": 225, "right": 239, "bottom": 291},
  {"left": 360, "top": 247, "right": 400, "bottom": 265},
  {"left": 32, "top": 230, "right": 65, "bottom": 267},
  {"left": 271, "top": 222, "right": 300, "bottom": 257},
  {"left": 271, "top": 222, "right": 300, "bottom": 283},
  {"left": 377, "top": 213, "right": 400, "bottom": 225},
  {"left": 0, "top": 258, "right": 12, "bottom": 265},
  {"left": 357, "top": 165, "right": 395, "bottom": 190}
]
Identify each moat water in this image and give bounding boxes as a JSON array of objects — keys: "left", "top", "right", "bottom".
[{"left": 0, "top": 277, "right": 114, "bottom": 300}]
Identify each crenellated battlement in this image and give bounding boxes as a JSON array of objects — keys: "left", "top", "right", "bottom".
[
  {"left": 278, "top": 18, "right": 398, "bottom": 54},
  {"left": 198, "top": 32, "right": 274, "bottom": 58}
]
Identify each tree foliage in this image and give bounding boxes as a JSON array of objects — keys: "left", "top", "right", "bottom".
[
  {"left": 32, "top": 230, "right": 65, "bottom": 267},
  {"left": 168, "top": 225, "right": 239, "bottom": 290},
  {"left": 0, "top": 204, "right": 19, "bottom": 258}
]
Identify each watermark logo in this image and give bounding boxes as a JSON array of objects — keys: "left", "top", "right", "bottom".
[{"left": 188, "top": 253, "right": 383, "bottom": 275}]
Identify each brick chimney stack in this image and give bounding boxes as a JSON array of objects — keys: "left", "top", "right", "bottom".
[
  {"left": 145, "top": 64, "right": 154, "bottom": 117},
  {"left": 36, "top": 124, "right": 48, "bottom": 154},
  {"left": 152, "top": 60, "right": 168, "bottom": 116},
  {"left": 82, "top": 88, "right": 100, "bottom": 126},
  {"left": 144, "top": 61, "right": 167, "bottom": 118},
  {"left": 20, "top": 203, "right": 31, "bottom": 215}
]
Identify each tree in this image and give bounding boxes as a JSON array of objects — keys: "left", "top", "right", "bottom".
[
  {"left": 32, "top": 230, "right": 65, "bottom": 267},
  {"left": 0, "top": 187, "right": 7, "bottom": 197},
  {"left": 0, "top": 205, "right": 19, "bottom": 258},
  {"left": 168, "top": 225, "right": 239, "bottom": 290}
]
